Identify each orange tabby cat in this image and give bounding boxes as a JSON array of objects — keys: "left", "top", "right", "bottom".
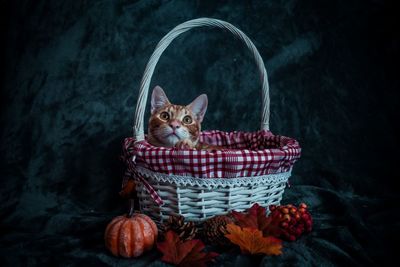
[{"left": 148, "top": 86, "right": 211, "bottom": 149}]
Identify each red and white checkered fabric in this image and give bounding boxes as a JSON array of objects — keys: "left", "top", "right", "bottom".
[{"left": 122, "top": 130, "right": 301, "bottom": 179}]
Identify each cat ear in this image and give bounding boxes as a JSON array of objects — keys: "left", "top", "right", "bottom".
[
  {"left": 151, "top": 86, "right": 170, "bottom": 113},
  {"left": 187, "top": 94, "right": 208, "bottom": 123}
]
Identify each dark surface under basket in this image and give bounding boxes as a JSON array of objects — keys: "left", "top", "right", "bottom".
[{"left": 1, "top": 1, "right": 398, "bottom": 266}]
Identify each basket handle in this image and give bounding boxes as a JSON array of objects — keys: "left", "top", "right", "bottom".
[{"left": 133, "top": 18, "right": 270, "bottom": 141}]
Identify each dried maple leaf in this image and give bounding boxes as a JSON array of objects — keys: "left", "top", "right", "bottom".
[
  {"left": 157, "top": 230, "right": 219, "bottom": 267},
  {"left": 231, "top": 203, "right": 267, "bottom": 229},
  {"left": 231, "top": 203, "right": 282, "bottom": 237},
  {"left": 225, "top": 223, "right": 283, "bottom": 256}
]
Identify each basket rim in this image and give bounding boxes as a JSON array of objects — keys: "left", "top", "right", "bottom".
[{"left": 136, "top": 166, "right": 291, "bottom": 188}]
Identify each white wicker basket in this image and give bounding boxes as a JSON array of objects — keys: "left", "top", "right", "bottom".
[{"left": 127, "top": 18, "right": 300, "bottom": 223}]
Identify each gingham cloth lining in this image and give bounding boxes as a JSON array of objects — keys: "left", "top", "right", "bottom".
[
  {"left": 122, "top": 130, "right": 301, "bottom": 179},
  {"left": 122, "top": 130, "right": 301, "bottom": 205}
]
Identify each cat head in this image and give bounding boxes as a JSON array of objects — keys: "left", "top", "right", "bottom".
[{"left": 147, "top": 86, "right": 208, "bottom": 147}]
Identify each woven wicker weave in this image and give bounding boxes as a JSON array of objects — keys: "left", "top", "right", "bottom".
[
  {"left": 136, "top": 167, "right": 291, "bottom": 223},
  {"left": 128, "top": 18, "right": 300, "bottom": 223}
]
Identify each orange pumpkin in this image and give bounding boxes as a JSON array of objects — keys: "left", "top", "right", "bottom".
[{"left": 104, "top": 211, "right": 158, "bottom": 258}]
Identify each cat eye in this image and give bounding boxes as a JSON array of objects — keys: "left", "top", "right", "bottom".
[
  {"left": 183, "top": 115, "right": 192, "bottom": 124},
  {"left": 159, "top": 112, "right": 170, "bottom": 121}
]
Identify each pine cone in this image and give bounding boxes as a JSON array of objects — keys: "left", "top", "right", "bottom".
[
  {"left": 161, "top": 215, "right": 198, "bottom": 241},
  {"left": 203, "top": 215, "right": 234, "bottom": 246}
]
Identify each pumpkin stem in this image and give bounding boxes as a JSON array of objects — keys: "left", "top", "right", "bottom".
[{"left": 128, "top": 198, "right": 135, "bottom": 218}]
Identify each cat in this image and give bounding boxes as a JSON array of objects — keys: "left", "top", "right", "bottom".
[{"left": 147, "top": 86, "right": 210, "bottom": 149}]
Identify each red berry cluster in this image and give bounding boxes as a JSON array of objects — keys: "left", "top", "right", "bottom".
[{"left": 269, "top": 203, "right": 313, "bottom": 241}]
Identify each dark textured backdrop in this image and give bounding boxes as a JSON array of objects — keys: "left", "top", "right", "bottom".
[{"left": 1, "top": 0, "right": 398, "bottom": 266}]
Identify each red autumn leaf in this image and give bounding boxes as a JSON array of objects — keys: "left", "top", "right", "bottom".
[
  {"left": 225, "top": 224, "right": 283, "bottom": 255},
  {"left": 231, "top": 203, "right": 282, "bottom": 237},
  {"left": 231, "top": 203, "right": 267, "bottom": 229},
  {"left": 157, "top": 230, "right": 219, "bottom": 267}
]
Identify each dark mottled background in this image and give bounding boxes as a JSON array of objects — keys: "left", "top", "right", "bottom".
[{"left": 1, "top": 0, "right": 398, "bottom": 266}]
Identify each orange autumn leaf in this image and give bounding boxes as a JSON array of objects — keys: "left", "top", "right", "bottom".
[{"left": 225, "top": 224, "right": 283, "bottom": 256}]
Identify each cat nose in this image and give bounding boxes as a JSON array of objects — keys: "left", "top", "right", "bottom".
[{"left": 169, "top": 120, "right": 181, "bottom": 129}]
